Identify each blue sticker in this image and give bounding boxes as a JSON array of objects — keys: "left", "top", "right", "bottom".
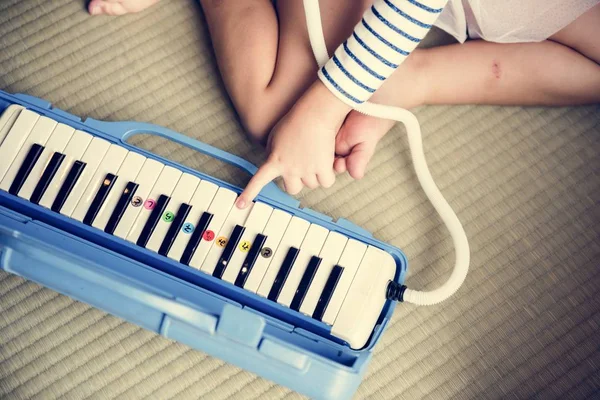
[{"left": 182, "top": 222, "right": 194, "bottom": 234}]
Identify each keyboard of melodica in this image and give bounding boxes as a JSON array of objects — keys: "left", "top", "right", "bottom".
[{"left": 0, "top": 106, "right": 396, "bottom": 349}]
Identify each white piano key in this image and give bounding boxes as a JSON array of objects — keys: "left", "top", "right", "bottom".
[
  {"left": 277, "top": 224, "right": 329, "bottom": 307},
  {"left": 200, "top": 201, "right": 254, "bottom": 275},
  {"left": 112, "top": 158, "right": 164, "bottom": 239},
  {"left": 70, "top": 144, "right": 128, "bottom": 221},
  {"left": 221, "top": 202, "right": 273, "bottom": 283},
  {"left": 321, "top": 239, "right": 367, "bottom": 325},
  {"left": 91, "top": 151, "right": 146, "bottom": 230},
  {"left": 299, "top": 231, "right": 348, "bottom": 317},
  {"left": 59, "top": 137, "right": 111, "bottom": 216},
  {"left": 330, "top": 246, "right": 396, "bottom": 349},
  {"left": 256, "top": 216, "right": 310, "bottom": 298},
  {"left": 167, "top": 180, "right": 219, "bottom": 262},
  {"left": 188, "top": 187, "right": 237, "bottom": 270},
  {"left": 0, "top": 105, "right": 24, "bottom": 145},
  {"left": 145, "top": 173, "right": 200, "bottom": 252},
  {"left": 18, "top": 123, "right": 75, "bottom": 200},
  {"left": 38, "top": 130, "right": 93, "bottom": 209},
  {"left": 244, "top": 209, "right": 292, "bottom": 292},
  {"left": 125, "top": 165, "right": 182, "bottom": 243},
  {"left": 0, "top": 111, "right": 48, "bottom": 187}
]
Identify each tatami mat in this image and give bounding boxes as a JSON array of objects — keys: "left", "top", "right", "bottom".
[{"left": 1, "top": 1, "right": 599, "bottom": 399}]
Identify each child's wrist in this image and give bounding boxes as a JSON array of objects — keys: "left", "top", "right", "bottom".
[
  {"left": 283, "top": 80, "right": 353, "bottom": 140},
  {"left": 313, "top": 80, "right": 353, "bottom": 113}
]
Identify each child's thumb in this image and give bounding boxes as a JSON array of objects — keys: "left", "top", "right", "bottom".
[{"left": 345, "top": 141, "right": 376, "bottom": 180}]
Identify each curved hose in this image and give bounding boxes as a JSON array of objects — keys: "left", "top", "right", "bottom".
[{"left": 302, "top": 0, "right": 470, "bottom": 305}]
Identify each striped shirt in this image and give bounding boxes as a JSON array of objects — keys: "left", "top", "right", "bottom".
[{"left": 318, "top": 0, "right": 448, "bottom": 105}]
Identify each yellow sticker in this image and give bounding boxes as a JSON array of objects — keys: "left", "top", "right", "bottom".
[
  {"left": 239, "top": 240, "right": 251, "bottom": 252},
  {"left": 216, "top": 236, "right": 228, "bottom": 248}
]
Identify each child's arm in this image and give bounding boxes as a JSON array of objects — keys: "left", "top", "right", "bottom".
[
  {"left": 237, "top": 0, "right": 446, "bottom": 207},
  {"left": 318, "top": 0, "right": 447, "bottom": 105}
]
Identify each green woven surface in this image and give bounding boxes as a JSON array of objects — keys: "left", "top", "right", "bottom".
[{"left": 1, "top": 1, "right": 599, "bottom": 399}]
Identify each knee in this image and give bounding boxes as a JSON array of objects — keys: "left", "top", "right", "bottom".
[
  {"left": 234, "top": 78, "right": 300, "bottom": 143},
  {"left": 236, "top": 96, "right": 279, "bottom": 144}
]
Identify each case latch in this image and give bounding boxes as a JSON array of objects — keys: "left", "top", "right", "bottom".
[
  {"left": 217, "top": 304, "right": 265, "bottom": 348},
  {"left": 258, "top": 339, "right": 309, "bottom": 370}
]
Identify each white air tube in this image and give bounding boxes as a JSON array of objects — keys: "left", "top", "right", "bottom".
[{"left": 303, "top": 0, "right": 469, "bottom": 306}]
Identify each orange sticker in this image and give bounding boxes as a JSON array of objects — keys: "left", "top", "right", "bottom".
[{"left": 216, "top": 236, "right": 228, "bottom": 248}]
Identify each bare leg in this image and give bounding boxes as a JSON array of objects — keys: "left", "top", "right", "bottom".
[
  {"left": 89, "top": 0, "right": 372, "bottom": 143},
  {"left": 198, "top": 0, "right": 284, "bottom": 141},
  {"left": 198, "top": 0, "right": 371, "bottom": 142},
  {"left": 378, "top": 40, "right": 600, "bottom": 108}
]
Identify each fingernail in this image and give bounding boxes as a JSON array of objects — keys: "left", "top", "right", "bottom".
[
  {"left": 90, "top": 4, "right": 101, "bottom": 15},
  {"left": 236, "top": 198, "right": 246, "bottom": 209}
]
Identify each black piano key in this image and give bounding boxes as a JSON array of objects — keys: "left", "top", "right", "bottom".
[
  {"left": 267, "top": 247, "right": 299, "bottom": 302},
  {"left": 312, "top": 265, "right": 344, "bottom": 322},
  {"left": 51, "top": 160, "right": 86, "bottom": 213},
  {"left": 234, "top": 233, "right": 267, "bottom": 288},
  {"left": 213, "top": 224, "right": 246, "bottom": 279},
  {"left": 180, "top": 211, "right": 213, "bottom": 266},
  {"left": 290, "top": 256, "right": 322, "bottom": 311},
  {"left": 104, "top": 181, "right": 139, "bottom": 235},
  {"left": 83, "top": 174, "right": 119, "bottom": 225},
  {"left": 136, "top": 194, "right": 170, "bottom": 247},
  {"left": 30, "top": 152, "right": 65, "bottom": 204},
  {"left": 83, "top": 174, "right": 118, "bottom": 226},
  {"left": 158, "top": 203, "right": 192, "bottom": 256},
  {"left": 8, "top": 144, "right": 45, "bottom": 195}
]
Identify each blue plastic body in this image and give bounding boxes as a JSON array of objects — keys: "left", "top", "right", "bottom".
[{"left": 0, "top": 90, "right": 407, "bottom": 400}]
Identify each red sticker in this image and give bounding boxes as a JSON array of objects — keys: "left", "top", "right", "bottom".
[{"left": 203, "top": 230, "right": 215, "bottom": 241}]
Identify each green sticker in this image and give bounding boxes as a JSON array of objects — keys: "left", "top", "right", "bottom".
[{"left": 162, "top": 211, "right": 175, "bottom": 223}]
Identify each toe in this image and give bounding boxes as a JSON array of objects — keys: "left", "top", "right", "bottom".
[
  {"left": 88, "top": 0, "right": 142, "bottom": 16},
  {"left": 100, "top": 2, "right": 129, "bottom": 16},
  {"left": 88, "top": 0, "right": 104, "bottom": 15}
]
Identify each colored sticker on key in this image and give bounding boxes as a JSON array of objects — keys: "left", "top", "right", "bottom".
[
  {"left": 239, "top": 240, "right": 251, "bottom": 252},
  {"left": 163, "top": 211, "right": 175, "bottom": 222},
  {"left": 261, "top": 247, "right": 272, "bottom": 258},
  {"left": 216, "top": 236, "right": 228, "bottom": 248},
  {"left": 131, "top": 196, "right": 143, "bottom": 207},
  {"left": 203, "top": 230, "right": 215, "bottom": 241},
  {"left": 144, "top": 199, "right": 156, "bottom": 210},
  {"left": 182, "top": 222, "right": 194, "bottom": 234}
]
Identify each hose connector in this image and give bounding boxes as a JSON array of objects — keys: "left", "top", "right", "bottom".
[{"left": 386, "top": 281, "right": 408, "bottom": 302}]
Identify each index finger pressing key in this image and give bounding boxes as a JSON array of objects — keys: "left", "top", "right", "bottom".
[{"left": 236, "top": 161, "right": 281, "bottom": 209}]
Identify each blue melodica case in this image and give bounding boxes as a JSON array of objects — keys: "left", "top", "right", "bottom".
[{"left": 0, "top": 90, "right": 407, "bottom": 400}]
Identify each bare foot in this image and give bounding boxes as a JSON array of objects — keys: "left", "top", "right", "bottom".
[{"left": 88, "top": 0, "right": 160, "bottom": 16}]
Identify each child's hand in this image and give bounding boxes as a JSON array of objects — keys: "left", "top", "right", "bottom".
[
  {"left": 333, "top": 110, "right": 396, "bottom": 179},
  {"left": 236, "top": 81, "right": 351, "bottom": 208}
]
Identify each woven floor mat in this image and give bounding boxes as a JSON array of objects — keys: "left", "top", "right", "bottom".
[{"left": 1, "top": 1, "right": 599, "bottom": 399}]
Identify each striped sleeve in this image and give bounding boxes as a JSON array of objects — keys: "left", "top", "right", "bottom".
[{"left": 318, "top": 0, "right": 448, "bottom": 105}]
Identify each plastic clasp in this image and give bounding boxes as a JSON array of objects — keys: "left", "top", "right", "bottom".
[{"left": 217, "top": 304, "right": 266, "bottom": 348}]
